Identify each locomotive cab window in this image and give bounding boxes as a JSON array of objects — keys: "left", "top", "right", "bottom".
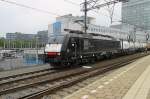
[{"left": 49, "top": 35, "right": 65, "bottom": 44}]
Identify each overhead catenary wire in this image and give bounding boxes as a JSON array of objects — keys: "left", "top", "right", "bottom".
[
  {"left": 64, "top": 0, "right": 80, "bottom": 6},
  {"left": 64, "top": 0, "right": 107, "bottom": 17},
  {"left": 83, "top": 0, "right": 122, "bottom": 24},
  {"left": 64, "top": 0, "right": 121, "bottom": 23},
  {"left": 104, "top": 0, "right": 116, "bottom": 24},
  {"left": 0, "top": 0, "right": 60, "bottom": 17},
  {"left": 0, "top": 0, "right": 121, "bottom": 23}
]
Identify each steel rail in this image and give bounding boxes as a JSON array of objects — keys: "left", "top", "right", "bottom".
[
  {"left": 0, "top": 68, "right": 51, "bottom": 81},
  {"left": 0, "top": 69, "right": 57, "bottom": 86}
]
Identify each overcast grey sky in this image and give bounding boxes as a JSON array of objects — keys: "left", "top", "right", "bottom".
[{"left": 0, "top": 0, "right": 122, "bottom": 37}]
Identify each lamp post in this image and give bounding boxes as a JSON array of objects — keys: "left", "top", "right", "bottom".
[
  {"left": 3, "top": 39, "right": 5, "bottom": 50},
  {"left": 146, "top": 32, "right": 149, "bottom": 53},
  {"left": 35, "top": 36, "right": 39, "bottom": 64}
]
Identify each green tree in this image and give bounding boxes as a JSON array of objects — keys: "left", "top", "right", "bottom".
[{"left": 0, "top": 38, "right": 4, "bottom": 47}]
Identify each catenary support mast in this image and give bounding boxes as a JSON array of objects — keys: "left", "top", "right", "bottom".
[
  {"left": 81, "top": 0, "right": 128, "bottom": 33},
  {"left": 84, "top": 0, "right": 87, "bottom": 34}
]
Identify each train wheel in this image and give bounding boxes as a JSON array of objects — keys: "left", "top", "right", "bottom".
[
  {"left": 73, "top": 59, "right": 80, "bottom": 66},
  {"left": 89, "top": 57, "right": 95, "bottom": 64},
  {"left": 50, "top": 63, "right": 61, "bottom": 69}
]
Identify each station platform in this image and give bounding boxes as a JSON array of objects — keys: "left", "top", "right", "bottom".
[
  {"left": 64, "top": 55, "right": 150, "bottom": 99},
  {"left": 0, "top": 64, "right": 50, "bottom": 79}
]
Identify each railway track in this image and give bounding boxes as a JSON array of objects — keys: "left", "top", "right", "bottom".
[
  {"left": 0, "top": 68, "right": 58, "bottom": 92},
  {"left": 0, "top": 68, "right": 50, "bottom": 81},
  {"left": 0, "top": 53, "right": 149, "bottom": 99}
]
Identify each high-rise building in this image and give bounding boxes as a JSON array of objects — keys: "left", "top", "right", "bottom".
[{"left": 122, "top": 0, "right": 150, "bottom": 30}]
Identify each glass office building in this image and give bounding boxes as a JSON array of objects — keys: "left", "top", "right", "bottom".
[{"left": 122, "top": 0, "right": 150, "bottom": 30}]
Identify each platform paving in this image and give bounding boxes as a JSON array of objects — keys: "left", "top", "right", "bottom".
[
  {"left": 64, "top": 55, "right": 150, "bottom": 99},
  {"left": 123, "top": 64, "right": 150, "bottom": 99}
]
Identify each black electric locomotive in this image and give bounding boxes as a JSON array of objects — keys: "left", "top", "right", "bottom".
[{"left": 44, "top": 29, "right": 121, "bottom": 67}]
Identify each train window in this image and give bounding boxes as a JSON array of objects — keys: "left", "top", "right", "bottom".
[{"left": 49, "top": 35, "right": 65, "bottom": 44}]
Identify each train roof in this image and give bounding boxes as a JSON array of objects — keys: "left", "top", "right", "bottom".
[{"left": 64, "top": 29, "right": 117, "bottom": 40}]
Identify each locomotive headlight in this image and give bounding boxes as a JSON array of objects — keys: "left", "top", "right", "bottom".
[
  {"left": 57, "top": 52, "right": 61, "bottom": 56},
  {"left": 72, "top": 43, "right": 75, "bottom": 47}
]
